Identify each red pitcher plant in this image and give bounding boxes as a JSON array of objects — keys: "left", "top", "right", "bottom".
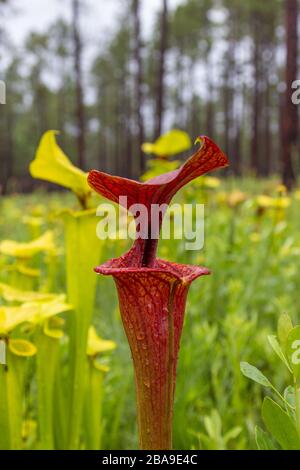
[{"left": 88, "top": 136, "right": 229, "bottom": 450}]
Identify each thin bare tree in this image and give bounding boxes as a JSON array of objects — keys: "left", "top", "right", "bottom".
[
  {"left": 282, "top": 0, "right": 298, "bottom": 189},
  {"left": 72, "top": 0, "right": 86, "bottom": 169},
  {"left": 132, "top": 0, "right": 145, "bottom": 174},
  {"left": 154, "top": 0, "right": 168, "bottom": 139}
]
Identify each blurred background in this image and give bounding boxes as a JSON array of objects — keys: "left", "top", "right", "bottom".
[
  {"left": 1, "top": 1, "right": 300, "bottom": 451},
  {"left": 0, "top": 0, "right": 299, "bottom": 192}
]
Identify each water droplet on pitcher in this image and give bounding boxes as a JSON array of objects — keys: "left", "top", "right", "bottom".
[{"left": 143, "top": 379, "right": 150, "bottom": 388}]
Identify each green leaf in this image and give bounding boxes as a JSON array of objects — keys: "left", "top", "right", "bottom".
[
  {"left": 284, "top": 386, "right": 295, "bottom": 409},
  {"left": 286, "top": 326, "right": 300, "bottom": 380},
  {"left": 255, "top": 426, "right": 277, "bottom": 450},
  {"left": 267, "top": 335, "right": 292, "bottom": 372},
  {"left": 30, "top": 131, "right": 90, "bottom": 201},
  {"left": 203, "top": 410, "right": 222, "bottom": 439},
  {"left": 278, "top": 313, "right": 293, "bottom": 346},
  {"left": 142, "top": 129, "right": 192, "bottom": 157},
  {"left": 240, "top": 362, "right": 272, "bottom": 388},
  {"left": 262, "top": 397, "right": 300, "bottom": 450},
  {"left": 224, "top": 427, "right": 242, "bottom": 444},
  {"left": 240, "top": 363, "right": 290, "bottom": 408}
]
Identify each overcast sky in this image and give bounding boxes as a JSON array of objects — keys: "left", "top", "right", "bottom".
[
  {"left": 5, "top": 0, "right": 183, "bottom": 50},
  {"left": 1, "top": 0, "right": 185, "bottom": 103}
]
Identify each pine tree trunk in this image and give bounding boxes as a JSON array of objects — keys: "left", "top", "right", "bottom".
[
  {"left": 263, "top": 74, "right": 271, "bottom": 177},
  {"left": 72, "top": 0, "right": 86, "bottom": 170},
  {"left": 282, "top": 0, "right": 298, "bottom": 189},
  {"left": 223, "top": 78, "right": 230, "bottom": 158},
  {"left": 223, "top": 39, "right": 235, "bottom": 162},
  {"left": 132, "top": 0, "right": 145, "bottom": 175},
  {"left": 251, "top": 19, "right": 260, "bottom": 175},
  {"left": 98, "top": 84, "right": 107, "bottom": 172},
  {"left": 206, "top": 85, "right": 214, "bottom": 139},
  {"left": 154, "top": 0, "right": 168, "bottom": 139}
]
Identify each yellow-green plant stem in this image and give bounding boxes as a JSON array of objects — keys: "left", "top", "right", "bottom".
[
  {"left": 63, "top": 210, "right": 101, "bottom": 449},
  {"left": 0, "top": 348, "right": 25, "bottom": 450},
  {"left": 45, "top": 252, "right": 59, "bottom": 293},
  {"left": 83, "top": 361, "right": 105, "bottom": 449},
  {"left": 35, "top": 328, "right": 60, "bottom": 450},
  {"left": 294, "top": 378, "right": 300, "bottom": 438},
  {"left": 53, "top": 347, "right": 68, "bottom": 449}
]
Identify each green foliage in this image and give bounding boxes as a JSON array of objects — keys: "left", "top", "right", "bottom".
[
  {"left": 192, "top": 409, "right": 242, "bottom": 450},
  {"left": 255, "top": 426, "right": 277, "bottom": 450},
  {"left": 262, "top": 397, "right": 300, "bottom": 450},
  {"left": 240, "top": 362, "right": 272, "bottom": 388},
  {"left": 241, "top": 312, "right": 300, "bottom": 450},
  {"left": 1, "top": 174, "right": 300, "bottom": 449}
]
